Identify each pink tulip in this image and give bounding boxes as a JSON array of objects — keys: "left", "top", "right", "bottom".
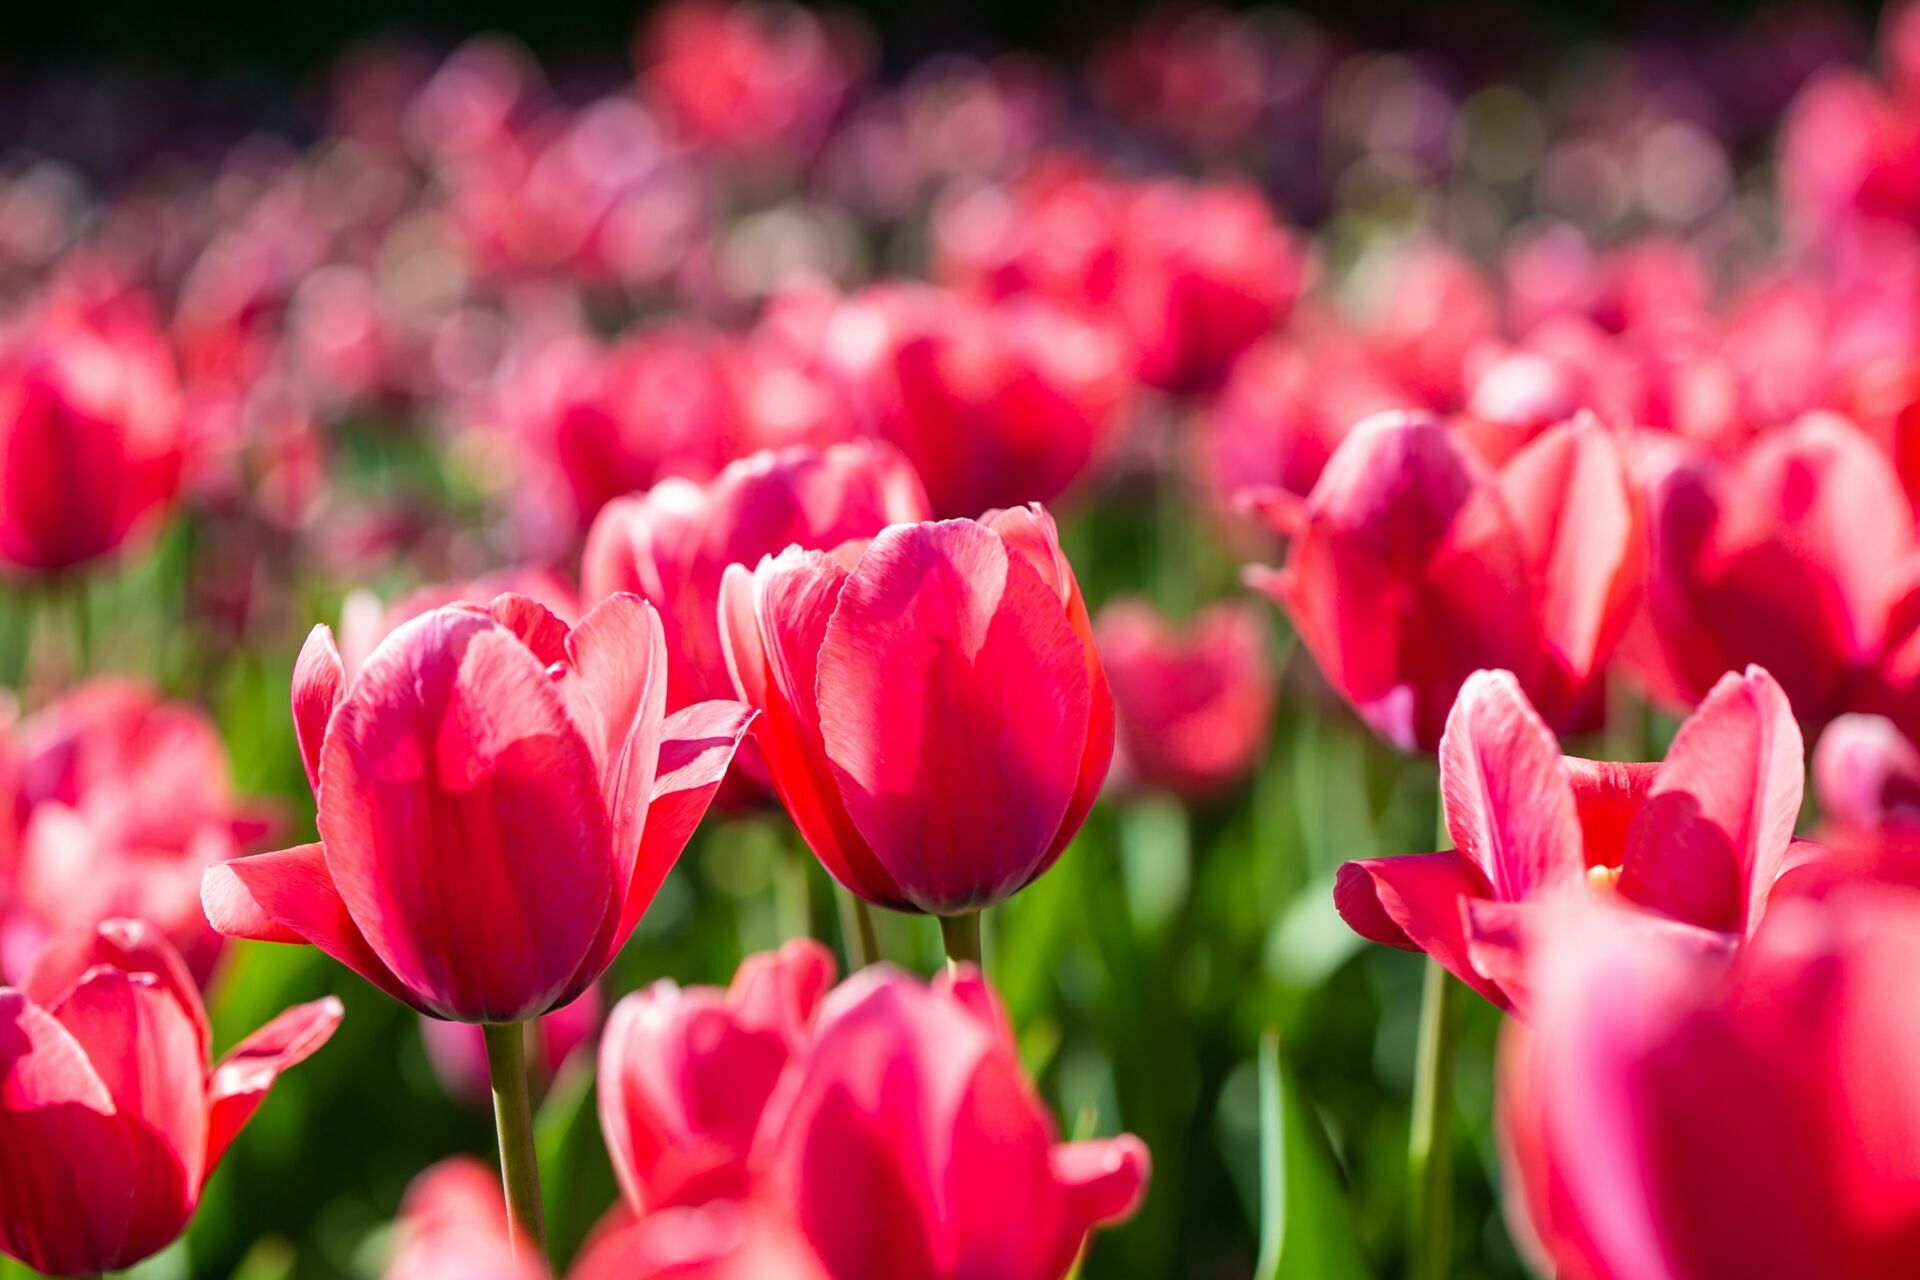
[
  {"left": 1095, "top": 597, "right": 1275, "bottom": 800},
  {"left": 0, "top": 294, "right": 183, "bottom": 574},
  {"left": 581, "top": 442, "right": 930, "bottom": 714},
  {"left": 1244, "top": 411, "right": 1643, "bottom": 752},
  {"left": 1336, "top": 665, "right": 1808, "bottom": 1011},
  {"left": 571, "top": 1200, "right": 832, "bottom": 1280},
  {"left": 934, "top": 167, "right": 1303, "bottom": 392},
  {"left": 1815, "top": 713, "right": 1920, "bottom": 831},
  {"left": 420, "top": 984, "right": 602, "bottom": 1105},
  {"left": 1498, "top": 886, "right": 1920, "bottom": 1278},
  {"left": 493, "top": 326, "right": 740, "bottom": 535},
  {"left": 2, "top": 680, "right": 268, "bottom": 985},
  {"left": 718, "top": 505, "right": 1112, "bottom": 914},
  {"left": 202, "top": 593, "right": 754, "bottom": 1022},
  {"left": 794, "top": 284, "right": 1133, "bottom": 519},
  {"left": 0, "top": 920, "right": 340, "bottom": 1276},
  {"left": 1631, "top": 414, "right": 1915, "bottom": 727},
  {"left": 599, "top": 938, "right": 834, "bottom": 1212},
  {"left": 384, "top": 1157, "right": 548, "bottom": 1280},
  {"left": 757, "top": 964, "right": 1149, "bottom": 1279}
]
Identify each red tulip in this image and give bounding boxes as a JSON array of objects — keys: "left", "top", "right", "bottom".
[
  {"left": 492, "top": 326, "right": 739, "bottom": 535},
  {"left": 0, "top": 919, "right": 340, "bottom": 1276},
  {"left": 1630, "top": 414, "right": 1915, "bottom": 726},
  {"left": 795, "top": 284, "right": 1133, "bottom": 519},
  {"left": 934, "top": 167, "right": 1303, "bottom": 392},
  {"left": 420, "top": 984, "right": 602, "bottom": 1105},
  {"left": 1095, "top": 597, "right": 1275, "bottom": 800},
  {"left": 0, "top": 295, "right": 183, "bottom": 574},
  {"left": 718, "top": 504, "right": 1112, "bottom": 913},
  {"left": 1336, "top": 665, "right": 1808, "bottom": 1011},
  {"left": 598, "top": 938, "right": 834, "bottom": 1212},
  {"left": 2, "top": 680, "right": 267, "bottom": 985},
  {"left": 582, "top": 442, "right": 930, "bottom": 714},
  {"left": 757, "top": 964, "right": 1149, "bottom": 1279},
  {"left": 1244, "top": 411, "right": 1643, "bottom": 752},
  {"left": 1498, "top": 886, "right": 1920, "bottom": 1279},
  {"left": 202, "top": 593, "right": 754, "bottom": 1022}
]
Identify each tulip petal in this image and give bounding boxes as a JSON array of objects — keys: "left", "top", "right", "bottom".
[
  {"left": 487, "top": 592, "right": 572, "bottom": 666},
  {"left": 1439, "top": 670, "right": 1583, "bottom": 899},
  {"left": 817, "top": 521, "right": 1092, "bottom": 914},
  {"left": 0, "top": 989, "right": 144, "bottom": 1276},
  {"left": 1561, "top": 758, "right": 1660, "bottom": 872},
  {"left": 604, "top": 700, "right": 756, "bottom": 961},
  {"left": 1052, "top": 1135, "right": 1152, "bottom": 1244},
  {"left": 204, "top": 995, "right": 344, "bottom": 1175},
  {"left": 724, "top": 552, "right": 907, "bottom": 908},
  {"left": 558, "top": 594, "right": 669, "bottom": 860},
  {"left": 1619, "top": 666, "right": 1803, "bottom": 934},
  {"left": 292, "top": 625, "right": 346, "bottom": 796},
  {"left": 1495, "top": 417, "right": 1643, "bottom": 697},
  {"left": 985, "top": 504, "right": 1114, "bottom": 863},
  {"left": 1813, "top": 714, "right": 1920, "bottom": 830},
  {"left": 1333, "top": 853, "right": 1505, "bottom": 1006},
  {"left": 201, "top": 843, "right": 423, "bottom": 1011},
  {"left": 319, "top": 609, "right": 615, "bottom": 1021},
  {"left": 23, "top": 919, "right": 208, "bottom": 1064},
  {"left": 44, "top": 965, "right": 206, "bottom": 1253}
]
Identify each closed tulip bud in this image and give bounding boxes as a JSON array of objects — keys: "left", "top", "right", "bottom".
[
  {"left": 758, "top": 965, "right": 1149, "bottom": 1280},
  {"left": 0, "top": 296, "right": 183, "bottom": 574},
  {"left": 202, "top": 592, "right": 754, "bottom": 1023},
  {"left": 598, "top": 938, "right": 835, "bottom": 1212},
  {"left": 582, "top": 442, "right": 930, "bottom": 715},
  {"left": 1245, "top": 411, "right": 1643, "bottom": 752},
  {"left": 1095, "top": 597, "right": 1275, "bottom": 801},
  {"left": 719, "top": 504, "right": 1112, "bottom": 915},
  {"left": 0, "top": 920, "right": 340, "bottom": 1276}
]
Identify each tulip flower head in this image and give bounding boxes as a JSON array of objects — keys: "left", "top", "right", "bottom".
[
  {"left": 594, "top": 947, "right": 1149, "bottom": 1280},
  {"left": 1245, "top": 410, "right": 1643, "bottom": 753},
  {"left": 203, "top": 592, "right": 754, "bottom": 1022},
  {"left": 1336, "top": 665, "right": 1810, "bottom": 1011},
  {"left": 0, "top": 296, "right": 184, "bottom": 575},
  {"left": 1498, "top": 886, "right": 1920, "bottom": 1279},
  {"left": 1095, "top": 596, "right": 1276, "bottom": 800},
  {"left": 719, "top": 504, "right": 1112, "bottom": 914},
  {"left": 582, "top": 441, "right": 931, "bottom": 714},
  {"left": 0, "top": 920, "right": 340, "bottom": 1276}
]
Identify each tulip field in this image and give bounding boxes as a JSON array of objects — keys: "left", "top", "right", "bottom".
[{"left": 8, "top": 2, "right": 1920, "bottom": 1277}]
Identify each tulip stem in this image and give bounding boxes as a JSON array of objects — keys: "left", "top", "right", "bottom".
[
  {"left": 66, "top": 577, "right": 92, "bottom": 675},
  {"left": 1407, "top": 956, "right": 1460, "bottom": 1280},
  {"left": 838, "top": 888, "right": 882, "bottom": 969},
  {"left": 939, "top": 911, "right": 982, "bottom": 972},
  {"left": 482, "top": 1021, "right": 548, "bottom": 1257}
]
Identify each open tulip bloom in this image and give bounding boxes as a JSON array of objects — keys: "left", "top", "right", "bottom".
[
  {"left": 201, "top": 590, "right": 754, "bottom": 1246},
  {"left": 1243, "top": 409, "right": 1643, "bottom": 753},
  {"left": 718, "top": 503, "right": 1112, "bottom": 949},
  {"left": 0, "top": 919, "right": 340, "bottom": 1276},
  {"left": 1336, "top": 664, "right": 1817, "bottom": 1013}
]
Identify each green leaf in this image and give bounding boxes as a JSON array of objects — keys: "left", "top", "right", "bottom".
[{"left": 1254, "top": 1029, "right": 1369, "bottom": 1280}]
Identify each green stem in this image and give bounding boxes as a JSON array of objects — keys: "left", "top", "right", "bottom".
[
  {"left": 67, "top": 577, "right": 93, "bottom": 676},
  {"left": 1253, "top": 1029, "right": 1286, "bottom": 1280},
  {"left": 836, "top": 888, "right": 881, "bottom": 969},
  {"left": 939, "top": 911, "right": 983, "bottom": 973},
  {"left": 1407, "top": 957, "right": 1460, "bottom": 1280},
  {"left": 482, "top": 1022, "right": 548, "bottom": 1256}
]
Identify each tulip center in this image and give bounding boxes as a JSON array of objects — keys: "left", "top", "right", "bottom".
[{"left": 1585, "top": 863, "right": 1622, "bottom": 892}]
